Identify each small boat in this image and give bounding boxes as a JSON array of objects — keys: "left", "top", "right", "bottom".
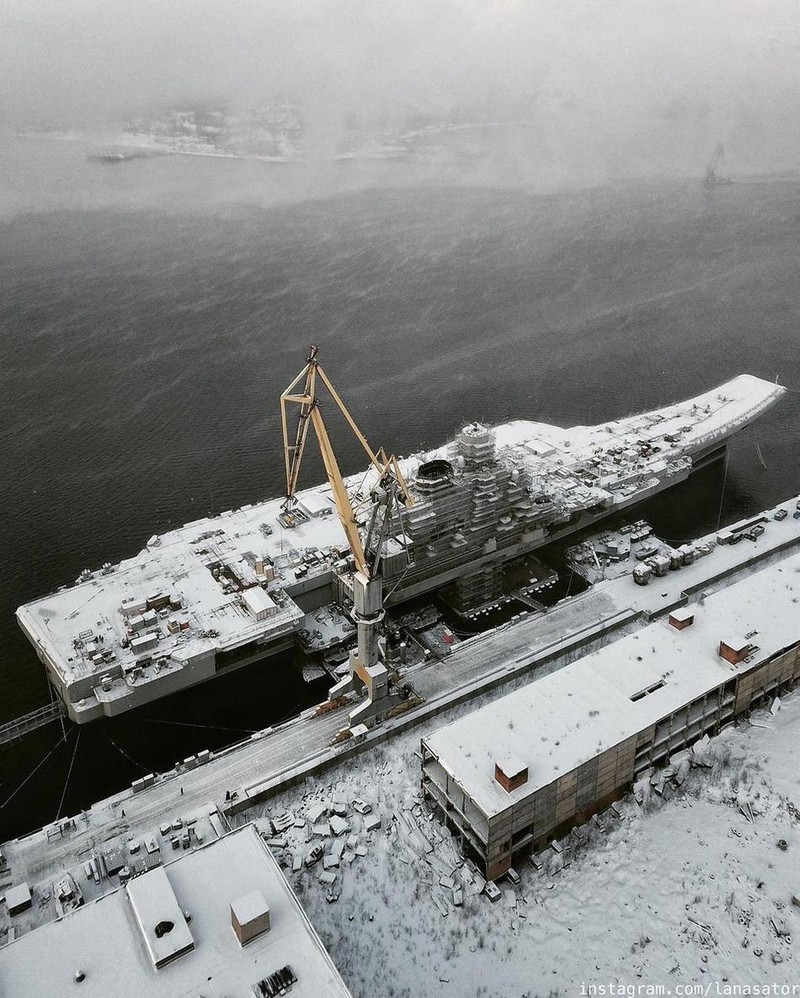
[
  {"left": 704, "top": 144, "right": 733, "bottom": 189},
  {"left": 86, "top": 151, "right": 145, "bottom": 164}
]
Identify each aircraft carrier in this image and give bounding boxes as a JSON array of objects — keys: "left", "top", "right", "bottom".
[{"left": 16, "top": 373, "right": 783, "bottom": 723}]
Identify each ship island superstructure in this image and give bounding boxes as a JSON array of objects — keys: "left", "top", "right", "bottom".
[{"left": 16, "top": 374, "right": 783, "bottom": 723}]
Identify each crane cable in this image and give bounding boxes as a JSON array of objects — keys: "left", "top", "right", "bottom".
[
  {"left": 146, "top": 717, "right": 258, "bottom": 735},
  {"left": 714, "top": 448, "right": 731, "bottom": 533},
  {"left": 103, "top": 730, "right": 151, "bottom": 773},
  {"left": 0, "top": 726, "right": 74, "bottom": 812},
  {"left": 55, "top": 727, "right": 82, "bottom": 821}
]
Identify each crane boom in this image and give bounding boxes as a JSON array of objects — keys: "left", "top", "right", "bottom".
[
  {"left": 310, "top": 404, "right": 369, "bottom": 575},
  {"left": 280, "top": 344, "right": 413, "bottom": 579}
]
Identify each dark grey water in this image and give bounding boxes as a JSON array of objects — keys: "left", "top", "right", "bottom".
[{"left": 1, "top": 136, "right": 799, "bottom": 838}]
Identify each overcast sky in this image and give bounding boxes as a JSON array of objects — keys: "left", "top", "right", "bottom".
[{"left": 2, "top": 0, "right": 799, "bottom": 176}]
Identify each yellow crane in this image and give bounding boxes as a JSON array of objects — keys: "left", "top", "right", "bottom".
[
  {"left": 279, "top": 344, "right": 414, "bottom": 724},
  {"left": 280, "top": 344, "right": 413, "bottom": 576}
]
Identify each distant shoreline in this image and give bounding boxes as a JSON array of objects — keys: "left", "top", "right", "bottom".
[
  {"left": 11, "top": 130, "right": 800, "bottom": 184},
  {"left": 14, "top": 129, "right": 410, "bottom": 166}
]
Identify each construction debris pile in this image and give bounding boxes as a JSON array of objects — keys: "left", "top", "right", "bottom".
[{"left": 255, "top": 775, "right": 495, "bottom": 916}]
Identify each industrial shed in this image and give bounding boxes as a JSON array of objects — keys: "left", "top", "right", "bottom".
[{"left": 241, "top": 586, "right": 279, "bottom": 621}]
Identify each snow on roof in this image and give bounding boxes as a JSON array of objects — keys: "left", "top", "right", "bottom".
[
  {"left": 720, "top": 634, "right": 753, "bottom": 651},
  {"left": 495, "top": 755, "right": 527, "bottom": 779},
  {"left": 0, "top": 825, "right": 352, "bottom": 997},
  {"left": 241, "top": 586, "right": 277, "bottom": 617},
  {"left": 492, "top": 374, "right": 783, "bottom": 457},
  {"left": 231, "top": 888, "right": 270, "bottom": 926},
  {"left": 4, "top": 883, "right": 32, "bottom": 911},
  {"left": 127, "top": 866, "right": 194, "bottom": 968},
  {"left": 299, "top": 490, "right": 335, "bottom": 516},
  {"left": 424, "top": 548, "right": 800, "bottom": 819}
]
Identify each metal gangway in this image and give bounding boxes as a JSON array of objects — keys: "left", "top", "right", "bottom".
[{"left": 0, "top": 700, "right": 66, "bottom": 748}]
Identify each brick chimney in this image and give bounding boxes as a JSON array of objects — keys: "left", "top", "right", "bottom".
[
  {"left": 495, "top": 755, "right": 528, "bottom": 793},
  {"left": 718, "top": 636, "right": 753, "bottom": 666},
  {"left": 668, "top": 607, "right": 694, "bottom": 630}
]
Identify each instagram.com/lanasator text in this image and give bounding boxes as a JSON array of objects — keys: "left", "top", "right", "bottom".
[{"left": 579, "top": 984, "right": 800, "bottom": 996}]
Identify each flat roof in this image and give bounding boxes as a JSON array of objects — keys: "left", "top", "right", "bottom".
[
  {"left": 496, "top": 755, "right": 527, "bottom": 779},
  {"left": 0, "top": 824, "right": 352, "bottom": 997},
  {"left": 4, "top": 883, "right": 31, "bottom": 910},
  {"left": 424, "top": 549, "right": 800, "bottom": 819},
  {"left": 299, "top": 490, "right": 335, "bottom": 516},
  {"left": 231, "top": 888, "right": 269, "bottom": 925}
]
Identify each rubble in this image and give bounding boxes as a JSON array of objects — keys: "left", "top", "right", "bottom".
[{"left": 231, "top": 688, "right": 800, "bottom": 998}]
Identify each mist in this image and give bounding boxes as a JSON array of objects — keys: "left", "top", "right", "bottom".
[{"left": 2, "top": 0, "right": 800, "bottom": 183}]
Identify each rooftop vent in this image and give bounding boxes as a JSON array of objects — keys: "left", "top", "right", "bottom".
[
  {"left": 495, "top": 755, "right": 528, "bottom": 793},
  {"left": 127, "top": 867, "right": 194, "bottom": 969},
  {"left": 253, "top": 965, "right": 298, "bottom": 997},
  {"left": 630, "top": 679, "right": 666, "bottom": 702},
  {"left": 231, "top": 889, "right": 271, "bottom": 946},
  {"left": 668, "top": 607, "right": 694, "bottom": 630}
]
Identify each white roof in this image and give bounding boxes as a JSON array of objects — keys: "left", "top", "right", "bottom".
[
  {"left": 424, "top": 550, "right": 800, "bottom": 819},
  {"left": 4, "top": 883, "right": 32, "bottom": 910},
  {"left": 0, "top": 825, "right": 352, "bottom": 997},
  {"left": 495, "top": 755, "right": 527, "bottom": 779},
  {"left": 231, "top": 889, "right": 269, "bottom": 925},
  {"left": 241, "top": 586, "right": 276, "bottom": 616},
  {"left": 127, "top": 866, "right": 194, "bottom": 968},
  {"left": 299, "top": 490, "right": 334, "bottom": 516},
  {"left": 720, "top": 634, "right": 752, "bottom": 652}
]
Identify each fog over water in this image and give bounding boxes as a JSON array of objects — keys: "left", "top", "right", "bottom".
[
  {"left": 3, "top": 0, "right": 800, "bottom": 181},
  {"left": 1, "top": 2, "right": 799, "bottom": 837}
]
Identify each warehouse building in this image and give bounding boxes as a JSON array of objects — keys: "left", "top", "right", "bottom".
[
  {"left": 421, "top": 554, "right": 800, "bottom": 880},
  {"left": 0, "top": 824, "right": 352, "bottom": 998}
]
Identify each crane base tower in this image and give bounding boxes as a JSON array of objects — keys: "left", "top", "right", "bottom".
[{"left": 327, "top": 572, "right": 401, "bottom": 725}]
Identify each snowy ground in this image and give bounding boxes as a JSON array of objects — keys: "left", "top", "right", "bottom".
[{"left": 234, "top": 694, "right": 800, "bottom": 998}]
